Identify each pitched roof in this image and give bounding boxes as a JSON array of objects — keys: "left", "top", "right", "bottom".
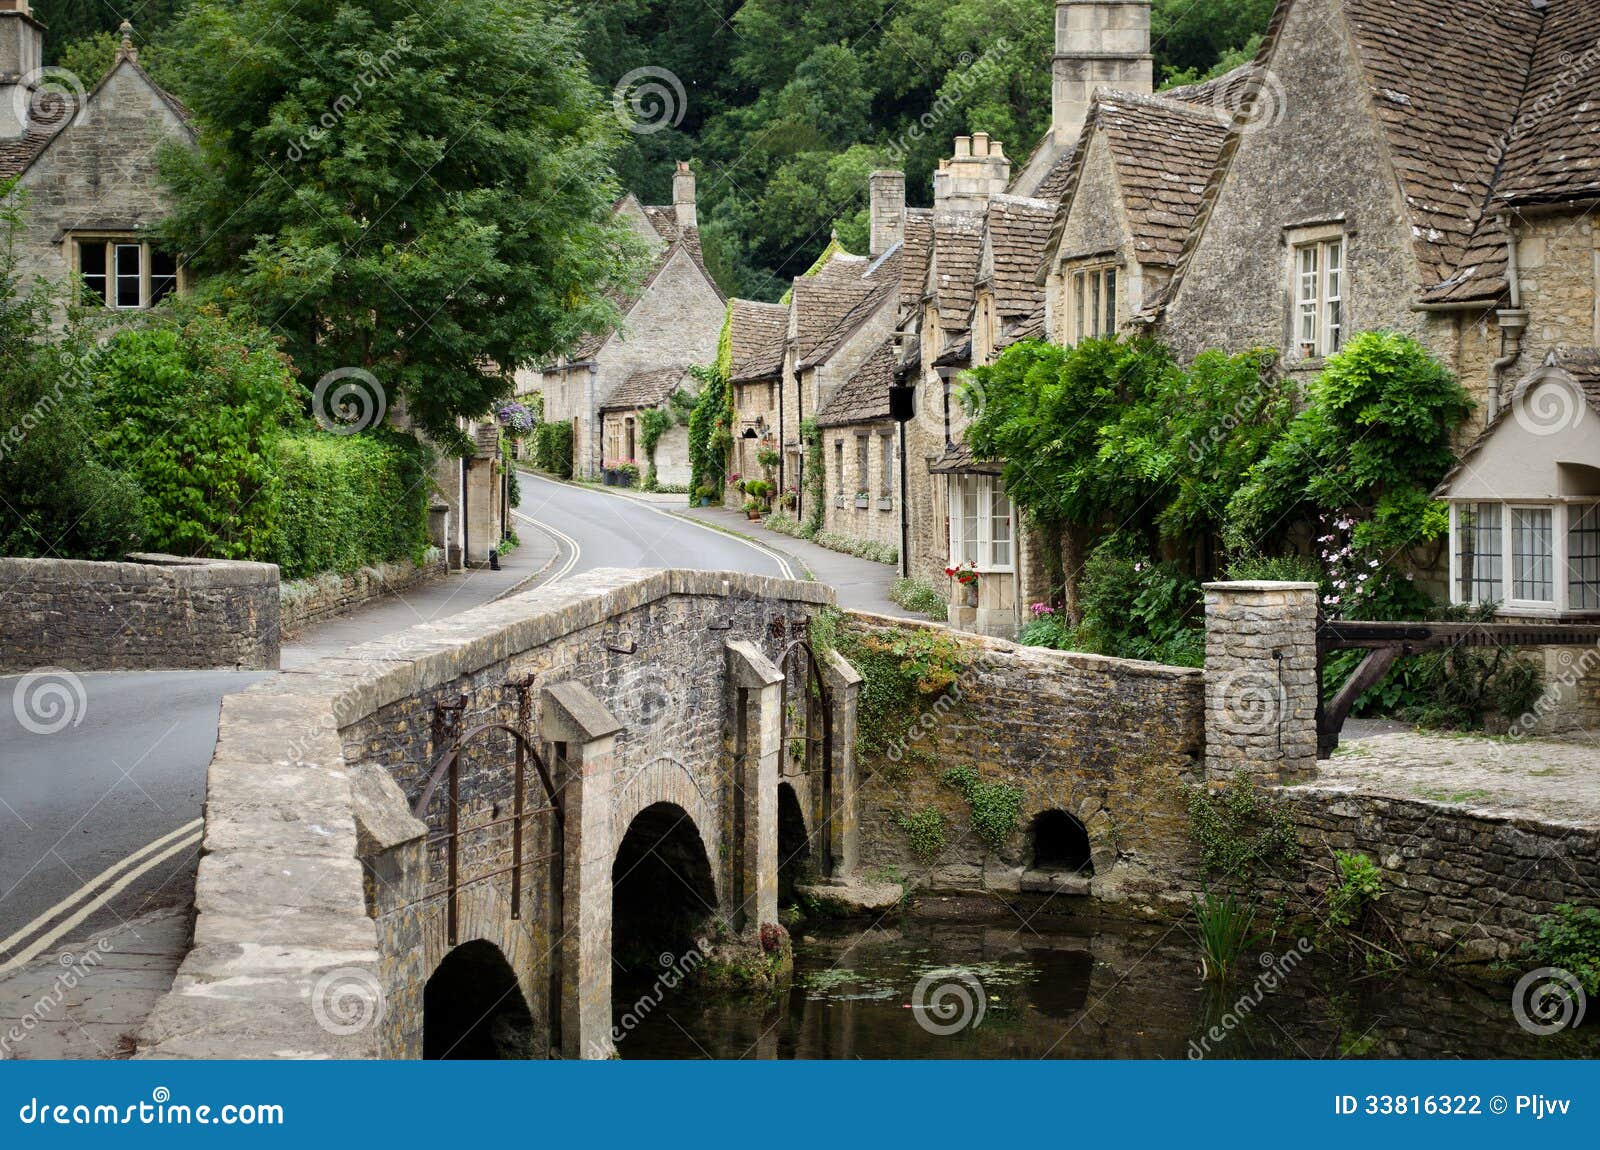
[
  {"left": 1496, "top": 0, "right": 1600, "bottom": 207},
  {"left": 1344, "top": 0, "right": 1545, "bottom": 303},
  {"left": 793, "top": 245, "right": 905, "bottom": 370},
  {"left": 728, "top": 299, "right": 788, "bottom": 383},
  {"left": 901, "top": 208, "right": 934, "bottom": 307},
  {"left": 561, "top": 200, "right": 722, "bottom": 364},
  {"left": 931, "top": 214, "right": 983, "bottom": 331},
  {"left": 929, "top": 440, "right": 1001, "bottom": 475},
  {"left": 1099, "top": 93, "right": 1231, "bottom": 268},
  {"left": 983, "top": 195, "right": 1054, "bottom": 317},
  {"left": 600, "top": 366, "right": 689, "bottom": 413},
  {"left": 998, "top": 301, "right": 1047, "bottom": 351},
  {"left": 815, "top": 338, "right": 897, "bottom": 428}
]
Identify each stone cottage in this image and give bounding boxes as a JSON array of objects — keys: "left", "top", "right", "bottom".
[
  {"left": 1, "top": 7, "right": 192, "bottom": 308},
  {"left": 525, "top": 162, "right": 725, "bottom": 479},
  {"left": 814, "top": 337, "right": 901, "bottom": 548},
  {"left": 597, "top": 366, "right": 695, "bottom": 487},
  {"left": 725, "top": 298, "right": 788, "bottom": 503}
]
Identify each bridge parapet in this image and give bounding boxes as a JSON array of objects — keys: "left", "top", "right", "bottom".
[{"left": 138, "top": 569, "right": 853, "bottom": 1061}]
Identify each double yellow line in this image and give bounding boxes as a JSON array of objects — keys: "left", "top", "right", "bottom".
[{"left": 0, "top": 819, "right": 204, "bottom": 977}]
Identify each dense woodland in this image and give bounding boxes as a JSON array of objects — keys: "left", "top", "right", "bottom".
[{"left": 34, "top": 0, "right": 1272, "bottom": 300}]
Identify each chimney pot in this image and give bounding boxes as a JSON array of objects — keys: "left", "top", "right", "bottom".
[{"left": 954, "top": 136, "right": 972, "bottom": 158}]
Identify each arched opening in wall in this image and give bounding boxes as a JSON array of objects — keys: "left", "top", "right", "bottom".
[
  {"left": 612, "top": 802, "right": 718, "bottom": 981},
  {"left": 776, "top": 782, "right": 810, "bottom": 906},
  {"left": 1029, "top": 810, "right": 1093, "bottom": 875},
  {"left": 422, "top": 940, "right": 534, "bottom": 1059}
]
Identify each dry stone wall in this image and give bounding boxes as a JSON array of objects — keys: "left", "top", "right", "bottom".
[{"left": 0, "top": 553, "right": 279, "bottom": 672}]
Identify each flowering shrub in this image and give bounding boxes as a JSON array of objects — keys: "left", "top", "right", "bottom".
[
  {"left": 945, "top": 561, "right": 978, "bottom": 586},
  {"left": 495, "top": 401, "right": 535, "bottom": 434}
]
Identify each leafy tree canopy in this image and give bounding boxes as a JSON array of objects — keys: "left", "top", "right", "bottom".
[{"left": 156, "top": 0, "right": 643, "bottom": 452}]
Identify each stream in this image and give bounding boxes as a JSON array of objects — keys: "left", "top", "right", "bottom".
[{"left": 613, "top": 912, "right": 1598, "bottom": 1059}]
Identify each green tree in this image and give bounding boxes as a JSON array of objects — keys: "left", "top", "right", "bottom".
[
  {"left": 157, "top": 0, "right": 642, "bottom": 452},
  {"left": 0, "top": 189, "right": 142, "bottom": 560}
]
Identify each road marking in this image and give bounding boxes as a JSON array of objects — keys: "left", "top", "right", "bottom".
[
  {"left": 0, "top": 828, "right": 203, "bottom": 977},
  {"left": 0, "top": 818, "right": 202, "bottom": 965},
  {"left": 512, "top": 508, "right": 581, "bottom": 584},
  {"left": 518, "top": 470, "right": 794, "bottom": 580}
]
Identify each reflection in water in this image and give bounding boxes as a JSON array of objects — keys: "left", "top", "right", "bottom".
[{"left": 614, "top": 917, "right": 1600, "bottom": 1060}]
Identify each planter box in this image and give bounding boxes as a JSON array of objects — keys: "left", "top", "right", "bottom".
[
  {"left": 854, "top": 496, "right": 869, "bottom": 509},
  {"left": 618, "top": 473, "right": 636, "bottom": 488},
  {"left": 877, "top": 497, "right": 893, "bottom": 512},
  {"left": 602, "top": 469, "right": 617, "bottom": 486},
  {"left": 834, "top": 494, "right": 845, "bottom": 508}
]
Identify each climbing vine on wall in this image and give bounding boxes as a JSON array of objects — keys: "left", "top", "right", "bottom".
[
  {"left": 810, "top": 608, "right": 969, "bottom": 761},
  {"left": 1182, "top": 780, "right": 1300, "bottom": 889},
  {"left": 942, "top": 765, "right": 1024, "bottom": 853},
  {"left": 639, "top": 389, "right": 696, "bottom": 490},
  {"left": 800, "top": 417, "right": 825, "bottom": 535}
]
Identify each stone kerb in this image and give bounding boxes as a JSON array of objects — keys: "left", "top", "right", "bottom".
[
  {"left": 0, "top": 552, "right": 280, "bottom": 673},
  {"left": 136, "top": 568, "right": 833, "bottom": 1061},
  {"left": 1202, "top": 581, "right": 1320, "bottom": 786}
]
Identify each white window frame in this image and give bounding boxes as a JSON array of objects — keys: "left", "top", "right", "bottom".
[
  {"left": 947, "top": 474, "right": 1014, "bottom": 573},
  {"left": 69, "top": 235, "right": 183, "bottom": 310},
  {"left": 1449, "top": 498, "right": 1600, "bottom": 616},
  {"left": 1287, "top": 228, "right": 1345, "bottom": 361},
  {"left": 1067, "top": 262, "right": 1118, "bottom": 343}
]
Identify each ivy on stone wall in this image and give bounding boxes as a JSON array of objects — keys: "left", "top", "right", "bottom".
[{"left": 942, "top": 765, "right": 1024, "bottom": 854}]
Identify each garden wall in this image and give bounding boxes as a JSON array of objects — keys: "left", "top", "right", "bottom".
[
  {"left": 0, "top": 553, "right": 279, "bottom": 672},
  {"left": 278, "top": 552, "right": 448, "bottom": 639}
]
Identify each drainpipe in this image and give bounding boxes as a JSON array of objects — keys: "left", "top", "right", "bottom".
[
  {"left": 460, "top": 455, "right": 470, "bottom": 567},
  {"left": 1489, "top": 221, "right": 1528, "bottom": 421}
]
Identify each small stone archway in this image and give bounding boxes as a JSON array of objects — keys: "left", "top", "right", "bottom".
[
  {"left": 611, "top": 800, "right": 721, "bottom": 976},
  {"left": 1028, "top": 809, "right": 1094, "bottom": 875},
  {"left": 422, "top": 939, "right": 535, "bottom": 1059}
]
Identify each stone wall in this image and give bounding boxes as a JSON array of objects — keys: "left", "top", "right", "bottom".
[
  {"left": 819, "top": 421, "right": 899, "bottom": 547},
  {"left": 841, "top": 612, "right": 1206, "bottom": 912},
  {"left": 0, "top": 553, "right": 279, "bottom": 673},
  {"left": 278, "top": 553, "right": 447, "bottom": 639},
  {"left": 1269, "top": 787, "right": 1600, "bottom": 966}
]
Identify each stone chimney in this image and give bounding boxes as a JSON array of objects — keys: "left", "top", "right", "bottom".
[
  {"left": 933, "top": 132, "right": 1010, "bottom": 215},
  {"left": 868, "top": 170, "right": 905, "bottom": 257},
  {"left": 0, "top": 0, "right": 45, "bottom": 140},
  {"left": 1053, "top": 0, "right": 1153, "bottom": 146},
  {"left": 672, "top": 161, "right": 697, "bottom": 230}
]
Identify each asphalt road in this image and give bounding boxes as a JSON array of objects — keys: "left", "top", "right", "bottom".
[
  {"left": 0, "top": 670, "right": 268, "bottom": 969},
  {"left": 1, "top": 474, "right": 791, "bottom": 970},
  {"left": 514, "top": 469, "right": 793, "bottom": 580}
]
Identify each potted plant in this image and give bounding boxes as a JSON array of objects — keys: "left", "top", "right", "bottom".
[
  {"left": 694, "top": 483, "right": 716, "bottom": 507},
  {"left": 743, "top": 497, "right": 763, "bottom": 520},
  {"left": 757, "top": 447, "right": 782, "bottom": 471},
  {"left": 745, "top": 479, "right": 772, "bottom": 509},
  {"left": 601, "top": 461, "right": 617, "bottom": 486},
  {"left": 780, "top": 487, "right": 797, "bottom": 510},
  {"left": 945, "top": 561, "right": 979, "bottom": 607},
  {"left": 877, "top": 493, "right": 893, "bottom": 511},
  {"left": 616, "top": 460, "right": 640, "bottom": 488},
  {"left": 854, "top": 488, "right": 870, "bottom": 509}
]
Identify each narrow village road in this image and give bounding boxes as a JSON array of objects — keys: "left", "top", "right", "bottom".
[{"left": 513, "top": 469, "right": 794, "bottom": 579}]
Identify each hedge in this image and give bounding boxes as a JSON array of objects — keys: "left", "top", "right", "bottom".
[
  {"left": 274, "top": 430, "right": 432, "bottom": 580},
  {"left": 533, "top": 420, "right": 573, "bottom": 478}
]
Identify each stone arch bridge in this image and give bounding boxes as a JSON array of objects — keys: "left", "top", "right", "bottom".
[{"left": 139, "top": 569, "right": 861, "bottom": 1059}]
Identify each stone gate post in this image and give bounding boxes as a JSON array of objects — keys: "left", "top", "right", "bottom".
[
  {"left": 821, "top": 648, "right": 863, "bottom": 877},
  {"left": 1202, "top": 581, "right": 1319, "bottom": 786},
  {"left": 540, "top": 681, "right": 622, "bottom": 1060},
  {"left": 726, "top": 640, "right": 783, "bottom": 932}
]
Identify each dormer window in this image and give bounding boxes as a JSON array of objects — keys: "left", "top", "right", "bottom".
[
  {"left": 1068, "top": 263, "right": 1117, "bottom": 343},
  {"left": 72, "top": 236, "right": 180, "bottom": 310}
]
